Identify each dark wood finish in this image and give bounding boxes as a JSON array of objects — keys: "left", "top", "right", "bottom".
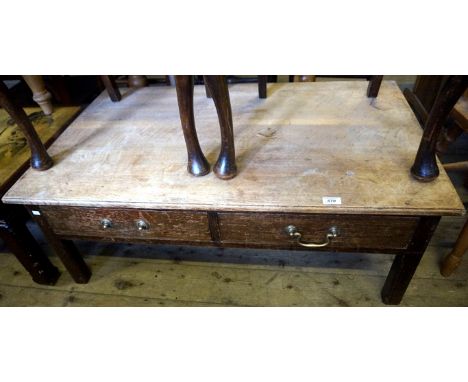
[
  {"left": 411, "top": 76, "right": 468, "bottom": 181},
  {"left": 203, "top": 75, "right": 237, "bottom": 179},
  {"left": 207, "top": 211, "right": 221, "bottom": 244},
  {"left": 258, "top": 75, "right": 268, "bottom": 99},
  {"left": 175, "top": 75, "right": 210, "bottom": 176},
  {"left": 437, "top": 93, "right": 468, "bottom": 153},
  {"left": 437, "top": 119, "right": 464, "bottom": 154},
  {"left": 403, "top": 87, "right": 430, "bottom": 127},
  {"left": 204, "top": 82, "right": 212, "bottom": 98},
  {"left": 0, "top": 81, "right": 53, "bottom": 170},
  {"left": 28, "top": 206, "right": 91, "bottom": 283},
  {"left": 128, "top": 75, "right": 148, "bottom": 88},
  {"left": 0, "top": 204, "right": 59, "bottom": 285},
  {"left": 217, "top": 212, "right": 419, "bottom": 250},
  {"left": 41, "top": 206, "right": 212, "bottom": 242},
  {"left": 28, "top": 203, "right": 445, "bottom": 304},
  {"left": 441, "top": 218, "right": 468, "bottom": 277},
  {"left": 381, "top": 216, "right": 440, "bottom": 305},
  {"left": 412, "top": 76, "right": 447, "bottom": 111},
  {"left": 100, "top": 75, "right": 122, "bottom": 102},
  {"left": 367, "top": 76, "right": 383, "bottom": 98}
]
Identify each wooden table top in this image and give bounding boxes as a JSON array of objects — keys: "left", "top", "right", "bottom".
[
  {"left": 0, "top": 106, "right": 81, "bottom": 196},
  {"left": 2, "top": 81, "right": 464, "bottom": 216}
]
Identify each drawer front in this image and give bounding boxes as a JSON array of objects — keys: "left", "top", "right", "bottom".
[
  {"left": 217, "top": 212, "right": 419, "bottom": 250},
  {"left": 40, "top": 206, "right": 212, "bottom": 242}
]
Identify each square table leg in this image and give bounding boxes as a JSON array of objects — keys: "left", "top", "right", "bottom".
[
  {"left": 28, "top": 207, "right": 91, "bottom": 284},
  {"left": 0, "top": 205, "right": 59, "bottom": 285},
  {"left": 381, "top": 216, "right": 440, "bottom": 305}
]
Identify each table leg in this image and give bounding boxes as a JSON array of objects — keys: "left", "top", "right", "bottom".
[
  {"left": 28, "top": 207, "right": 91, "bottom": 283},
  {"left": 22, "top": 75, "right": 53, "bottom": 115},
  {"left": 175, "top": 75, "right": 210, "bottom": 176},
  {"left": 0, "top": 81, "right": 53, "bottom": 170},
  {"left": 440, "top": 219, "right": 468, "bottom": 277},
  {"left": 367, "top": 75, "right": 383, "bottom": 98},
  {"left": 204, "top": 75, "right": 237, "bottom": 179},
  {"left": 101, "top": 75, "right": 122, "bottom": 102},
  {"left": 411, "top": 76, "right": 468, "bottom": 181},
  {"left": 0, "top": 205, "right": 59, "bottom": 285},
  {"left": 258, "top": 75, "right": 267, "bottom": 99},
  {"left": 381, "top": 216, "right": 440, "bottom": 305}
]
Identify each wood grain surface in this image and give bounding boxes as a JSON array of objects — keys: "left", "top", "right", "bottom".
[
  {"left": 217, "top": 212, "right": 419, "bottom": 250},
  {"left": 41, "top": 206, "right": 212, "bottom": 242},
  {"left": 2, "top": 82, "right": 463, "bottom": 216}
]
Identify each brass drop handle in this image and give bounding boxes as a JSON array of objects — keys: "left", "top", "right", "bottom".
[
  {"left": 101, "top": 218, "right": 112, "bottom": 229},
  {"left": 285, "top": 225, "right": 339, "bottom": 248}
]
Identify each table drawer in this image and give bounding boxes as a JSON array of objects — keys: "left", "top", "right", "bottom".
[
  {"left": 40, "top": 206, "right": 212, "bottom": 242},
  {"left": 217, "top": 212, "right": 419, "bottom": 250}
]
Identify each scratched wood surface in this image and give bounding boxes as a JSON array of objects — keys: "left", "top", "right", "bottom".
[
  {"left": 0, "top": 106, "right": 81, "bottom": 192},
  {"left": 2, "top": 81, "right": 463, "bottom": 216}
]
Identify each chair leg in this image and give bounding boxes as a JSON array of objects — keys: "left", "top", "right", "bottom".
[
  {"left": 22, "top": 75, "right": 53, "bottom": 115},
  {"left": 436, "top": 119, "right": 464, "bottom": 154},
  {"left": 367, "top": 75, "right": 383, "bottom": 98},
  {"left": 128, "top": 75, "right": 148, "bottom": 88},
  {"left": 100, "top": 75, "right": 122, "bottom": 102},
  {"left": 0, "top": 81, "right": 53, "bottom": 170},
  {"left": 411, "top": 76, "right": 468, "bottom": 181},
  {"left": 175, "top": 75, "right": 210, "bottom": 176},
  {"left": 441, "top": 219, "right": 468, "bottom": 277},
  {"left": 204, "top": 75, "right": 237, "bottom": 180},
  {"left": 258, "top": 75, "right": 267, "bottom": 99}
]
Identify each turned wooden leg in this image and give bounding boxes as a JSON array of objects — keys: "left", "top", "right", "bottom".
[
  {"left": 0, "top": 81, "right": 53, "bottom": 170},
  {"left": 441, "top": 219, "right": 468, "bottom": 277},
  {"left": 411, "top": 76, "right": 468, "bottom": 181},
  {"left": 128, "top": 75, "right": 148, "bottom": 88},
  {"left": 27, "top": 206, "right": 91, "bottom": 283},
  {"left": 436, "top": 120, "right": 464, "bottom": 154},
  {"left": 204, "top": 82, "right": 212, "bottom": 98},
  {"left": 0, "top": 205, "right": 60, "bottom": 285},
  {"left": 258, "top": 75, "right": 268, "bottom": 99},
  {"left": 204, "top": 75, "right": 237, "bottom": 180},
  {"left": 101, "top": 75, "right": 122, "bottom": 102},
  {"left": 175, "top": 75, "right": 210, "bottom": 176},
  {"left": 381, "top": 216, "right": 440, "bottom": 305},
  {"left": 367, "top": 75, "right": 383, "bottom": 98},
  {"left": 22, "top": 75, "right": 53, "bottom": 115}
]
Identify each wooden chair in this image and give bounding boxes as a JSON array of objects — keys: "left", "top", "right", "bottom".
[
  {"left": 438, "top": 90, "right": 468, "bottom": 277},
  {"left": 0, "top": 81, "right": 53, "bottom": 170},
  {"left": 101, "top": 75, "right": 238, "bottom": 180},
  {"left": 0, "top": 81, "right": 60, "bottom": 285},
  {"left": 410, "top": 76, "right": 468, "bottom": 181},
  {"left": 258, "top": 75, "right": 384, "bottom": 98}
]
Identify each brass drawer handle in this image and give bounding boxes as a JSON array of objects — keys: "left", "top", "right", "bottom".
[
  {"left": 285, "top": 225, "right": 339, "bottom": 248},
  {"left": 101, "top": 218, "right": 112, "bottom": 229}
]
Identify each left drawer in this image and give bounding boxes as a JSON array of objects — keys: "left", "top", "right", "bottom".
[{"left": 39, "top": 206, "right": 212, "bottom": 243}]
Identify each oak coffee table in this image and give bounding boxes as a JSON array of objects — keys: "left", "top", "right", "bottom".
[{"left": 2, "top": 81, "right": 464, "bottom": 304}]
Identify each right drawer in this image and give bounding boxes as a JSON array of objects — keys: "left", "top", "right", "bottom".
[{"left": 217, "top": 212, "right": 419, "bottom": 250}]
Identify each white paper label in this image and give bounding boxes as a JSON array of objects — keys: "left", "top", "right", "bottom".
[
  {"left": 322, "top": 197, "right": 341, "bottom": 205},
  {"left": 31, "top": 210, "right": 41, "bottom": 216}
]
